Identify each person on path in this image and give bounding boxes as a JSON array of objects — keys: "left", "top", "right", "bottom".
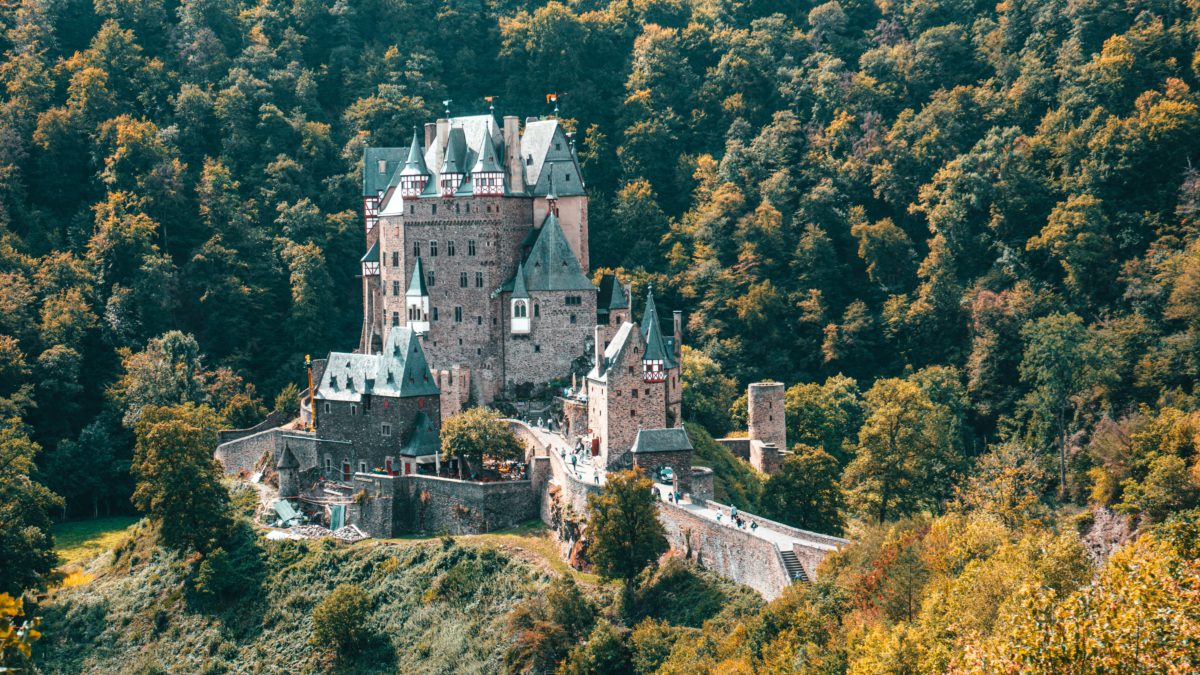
[{"left": 731, "top": 505, "right": 738, "bottom": 520}]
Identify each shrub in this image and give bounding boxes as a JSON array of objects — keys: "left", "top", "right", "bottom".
[{"left": 310, "top": 584, "right": 370, "bottom": 653}]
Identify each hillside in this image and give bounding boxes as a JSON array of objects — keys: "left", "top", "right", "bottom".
[{"left": 34, "top": 521, "right": 762, "bottom": 674}]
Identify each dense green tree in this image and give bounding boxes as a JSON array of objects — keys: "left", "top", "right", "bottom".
[
  {"left": 761, "top": 445, "right": 845, "bottom": 534},
  {"left": 587, "top": 469, "right": 667, "bottom": 583},
  {"left": 310, "top": 583, "right": 370, "bottom": 654},
  {"left": 0, "top": 420, "right": 62, "bottom": 596},
  {"left": 842, "top": 378, "right": 962, "bottom": 522},
  {"left": 130, "top": 403, "right": 230, "bottom": 552},
  {"left": 439, "top": 407, "right": 523, "bottom": 479}
]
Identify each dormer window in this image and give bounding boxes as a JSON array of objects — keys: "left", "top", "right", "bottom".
[{"left": 378, "top": 159, "right": 387, "bottom": 173}]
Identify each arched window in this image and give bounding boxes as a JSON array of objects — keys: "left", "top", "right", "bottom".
[{"left": 513, "top": 301, "right": 527, "bottom": 318}]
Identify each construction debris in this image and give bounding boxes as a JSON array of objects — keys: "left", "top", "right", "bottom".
[{"left": 262, "top": 523, "right": 368, "bottom": 542}]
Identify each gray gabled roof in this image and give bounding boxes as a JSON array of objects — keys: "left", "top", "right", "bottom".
[
  {"left": 632, "top": 428, "right": 693, "bottom": 454},
  {"left": 316, "top": 327, "right": 439, "bottom": 402},
  {"left": 363, "top": 147, "right": 406, "bottom": 197},
  {"left": 587, "top": 321, "right": 636, "bottom": 381},
  {"left": 523, "top": 212, "right": 595, "bottom": 292},
  {"left": 400, "top": 411, "right": 439, "bottom": 457},
  {"left": 521, "top": 121, "right": 584, "bottom": 196},
  {"left": 407, "top": 257, "right": 428, "bottom": 296},
  {"left": 472, "top": 134, "right": 504, "bottom": 174}
]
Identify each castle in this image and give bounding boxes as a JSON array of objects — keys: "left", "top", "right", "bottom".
[{"left": 213, "top": 109, "right": 846, "bottom": 599}]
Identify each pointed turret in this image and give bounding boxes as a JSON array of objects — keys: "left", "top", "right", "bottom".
[
  {"left": 472, "top": 135, "right": 505, "bottom": 196},
  {"left": 406, "top": 257, "right": 430, "bottom": 334},
  {"left": 641, "top": 288, "right": 671, "bottom": 382},
  {"left": 439, "top": 127, "right": 467, "bottom": 196}
]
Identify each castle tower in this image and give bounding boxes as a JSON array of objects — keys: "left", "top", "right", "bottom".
[
  {"left": 747, "top": 382, "right": 786, "bottom": 451},
  {"left": 277, "top": 444, "right": 300, "bottom": 499}
]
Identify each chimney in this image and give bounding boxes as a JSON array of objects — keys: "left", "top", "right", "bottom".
[
  {"left": 594, "top": 325, "right": 605, "bottom": 374},
  {"left": 504, "top": 115, "right": 522, "bottom": 193},
  {"left": 673, "top": 310, "right": 683, "bottom": 360},
  {"left": 424, "top": 122, "right": 436, "bottom": 151},
  {"left": 433, "top": 118, "right": 450, "bottom": 176}
]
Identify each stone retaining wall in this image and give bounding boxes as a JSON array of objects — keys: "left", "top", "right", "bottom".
[
  {"left": 216, "top": 410, "right": 291, "bottom": 445},
  {"left": 350, "top": 472, "right": 540, "bottom": 536},
  {"left": 214, "top": 428, "right": 320, "bottom": 477},
  {"left": 698, "top": 499, "right": 849, "bottom": 581}
]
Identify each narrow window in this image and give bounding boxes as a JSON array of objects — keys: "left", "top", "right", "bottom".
[
  {"left": 324, "top": 402, "right": 330, "bottom": 415},
  {"left": 351, "top": 405, "right": 357, "bottom": 416},
  {"left": 392, "top": 311, "right": 399, "bottom": 326},
  {"left": 475, "top": 272, "right": 483, "bottom": 287},
  {"left": 447, "top": 240, "right": 455, "bottom": 256},
  {"left": 428, "top": 271, "right": 435, "bottom": 286},
  {"left": 413, "top": 242, "right": 420, "bottom": 257},
  {"left": 378, "top": 159, "right": 387, "bottom": 173},
  {"left": 391, "top": 252, "right": 399, "bottom": 267},
  {"left": 430, "top": 241, "right": 438, "bottom": 256},
  {"left": 570, "top": 314, "right": 576, "bottom": 324},
  {"left": 460, "top": 272, "right": 468, "bottom": 288},
  {"left": 359, "top": 461, "right": 367, "bottom": 474},
  {"left": 392, "top": 281, "right": 400, "bottom": 296},
  {"left": 382, "top": 423, "right": 392, "bottom": 437},
  {"left": 432, "top": 204, "right": 437, "bottom": 215},
  {"left": 455, "top": 307, "right": 462, "bottom": 322},
  {"left": 432, "top": 307, "right": 439, "bottom": 320},
  {"left": 468, "top": 240, "right": 476, "bottom": 255}
]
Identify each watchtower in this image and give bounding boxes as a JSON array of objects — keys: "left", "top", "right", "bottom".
[{"left": 747, "top": 382, "right": 786, "bottom": 451}]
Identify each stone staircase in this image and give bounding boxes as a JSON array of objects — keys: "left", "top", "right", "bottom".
[{"left": 779, "top": 549, "right": 808, "bottom": 583}]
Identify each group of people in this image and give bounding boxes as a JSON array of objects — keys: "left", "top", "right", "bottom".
[{"left": 715, "top": 505, "right": 758, "bottom": 532}]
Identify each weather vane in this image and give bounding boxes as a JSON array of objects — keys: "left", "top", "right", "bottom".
[{"left": 442, "top": 99, "right": 452, "bottom": 117}]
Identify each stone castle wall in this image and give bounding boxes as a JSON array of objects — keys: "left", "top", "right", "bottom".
[
  {"left": 214, "top": 428, "right": 320, "bottom": 477},
  {"left": 657, "top": 501, "right": 794, "bottom": 600},
  {"left": 350, "top": 472, "right": 539, "bottom": 537},
  {"left": 216, "top": 410, "right": 291, "bottom": 445},
  {"left": 503, "top": 289, "right": 596, "bottom": 390},
  {"left": 435, "top": 365, "right": 471, "bottom": 417}
]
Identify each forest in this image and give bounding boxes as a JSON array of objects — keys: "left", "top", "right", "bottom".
[{"left": 2, "top": 0, "right": 1200, "bottom": 669}]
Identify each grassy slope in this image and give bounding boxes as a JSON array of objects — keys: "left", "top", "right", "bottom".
[
  {"left": 52, "top": 516, "right": 141, "bottom": 567},
  {"left": 685, "top": 422, "right": 764, "bottom": 512},
  {"left": 36, "top": 521, "right": 757, "bottom": 674}
]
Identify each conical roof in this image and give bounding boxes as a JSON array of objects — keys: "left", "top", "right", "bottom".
[
  {"left": 400, "top": 128, "right": 430, "bottom": 176},
  {"left": 641, "top": 289, "right": 672, "bottom": 364},
  {"left": 472, "top": 136, "right": 504, "bottom": 173},
  {"left": 523, "top": 212, "right": 594, "bottom": 292},
  {"left": 512, "top": 261, "right": 530, "bottom": 299},
  {"left": 276, "top": 444, "right": 300, "bottom": 469},
  {"left": 361, "top": 240, "right": 379, "bottom": 264},
  {"left": 441, "top": 127, "right": 468, "bottom": 174},
  {"left": 407, "top": 257, "right": 428, "bottom": 296}
]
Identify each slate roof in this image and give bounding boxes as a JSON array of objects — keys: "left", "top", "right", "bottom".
[
  {"left": 631, "top": 428, "right": 694, "bottom": 454},
  {"left": 363, "top": 147, "right": 406, "bottom": 197},
  {"left": 641, "top": 290, "right": 675, "bottom": 367},
  {"left": 276, "top": 444, "right": 300, "bottom": 469},
  {"left": 361, "top": 240, "right": 379, "bottom": 263},
  {"left": 441, "top": 127, "right": 468, "bottom": 174},
  {"left": 587, "top": 321, "right": 635, "bottom": 381},
  {"left": 511, "top": 261, "right": 529, "bottom": 299},
  {"left": 522, "top": 122, "right": 585, "bottom": 197},
  {"left": 598, "top": 274, "right": 628, "bottom": 311},
  {"left": 400, "top": 411, "right": 439, "bottom": 457},
  {"left": 400, "top": 128, "right": 430, "bottom": 176},
  {"left": 316, "top": 327, "right": 439, "bottom": 401},
  {"left": 522, "top": 212, "right": 595, "bottom": 292},
  {"left": 407, "top": 257, "right": 428, "bottom": 296}
]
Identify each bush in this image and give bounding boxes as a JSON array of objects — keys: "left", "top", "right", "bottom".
[{"left": 310, "top": 584, "right": 370, "bottom": 653}]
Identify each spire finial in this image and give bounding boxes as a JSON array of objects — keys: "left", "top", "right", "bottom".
[{"left": 442, "top": 99, "right": 452, "bottom": 117}]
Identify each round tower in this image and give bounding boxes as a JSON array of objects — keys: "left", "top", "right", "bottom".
[
  {"left": 747, "top": 382, "right": 786, "bottom": 451},
  {"left": 277, "top": 444, "right": 301, "bottom": 499}
]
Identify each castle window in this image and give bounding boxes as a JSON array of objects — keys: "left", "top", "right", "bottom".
[
  {"left": 324, "top": 402, "right": 331, "bottom": 415},
  {"left": 391, "top": 252, "right": 399, "bottom": 267},
  {"left": 432, "top": 204, "right": 437, "bottom": 215},
  {"left": 565, "top": 173, "right": 571, "bottom": 182},
  {"left": 628, "top": 366, "right": 635, "bottom": 375},
  {"left": 430, "top": 241, "right": 438, "bottom": 256},
  {"left": 631, "top": 410, "right": 636, "bottom": 417},
  {"left": 381, "top": 423, "right": 392, "bottom": 437},
  {"left": 432, "top": 307, "right": 439, "bottom": 320},
  {"left": 359, "top": 461, "right": 367, "bottom": 474},
  {"left": 526, "top": 155, "right": 533, "bottom": 165},
  {"left": 385, "top": 457, "right": 393, "bottom": 473},
  {"left": 534, "top": 304, "right": 540, "bottom": 317},
  {"left": 534, "top": 345, "right": 541, "bottom": 353},
  {"left": 324, "top": 456, "right": 332, "bottom": 473},
  {"left": 570, "top": 314, "right": 576, "bottom": 324},
  {"left": 645, "top": 388, "right": 650, "bottom": 395},
  {"left": 410, "top": 205, "right": 414, "bottom": 214},
  {"left": 413, "top": 242, "right": 420, "bottom": 257},
  {"left": 477, "top": 348, "right": 482, "bottom": 355},
  {"left": 555, "top": 142, "right": 561, "bottom": 151},
  {"left": 351, "top": 405, "right": 357, "bottom": 416},
  {"left": 448, "top": 240, "right": 455, "bottom": 256},
  {"left": 477, "top": 316, "right": 482, "bottom": 325},
  {"left": 454, "top": 307, "right": 462, "bottom": 322},
  {"left": 459, "top": 272, "right": 468, "bottom": 288},
  {"left": 455, "top": 203, "right": 460, "bottom": 214},
  {"left": 475, "top": 272, "right": 483, "bottom": 287},
  {"left": 428, "top": 271, "right": 435, "bottom": 286},
  {"left": 392, "top": 281, "right": 400, "bottom": 295},
  {"left": 378, "top": 159, "right": 387, "bottom": 173},
  {"left": 513, "top": 302, "right": 527, "bottom": 318},
  {"left": 632, "top": 389, "right": 638, "bottom": 398},
  {"left": 392, "top": 312, "right": 399, "bottom": 326},
  {"left": 468, "top": 240, "right": 476, "bottom": 255},
  {"left": 342, "top": 461, "right": 351, "bottom": 481}
]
